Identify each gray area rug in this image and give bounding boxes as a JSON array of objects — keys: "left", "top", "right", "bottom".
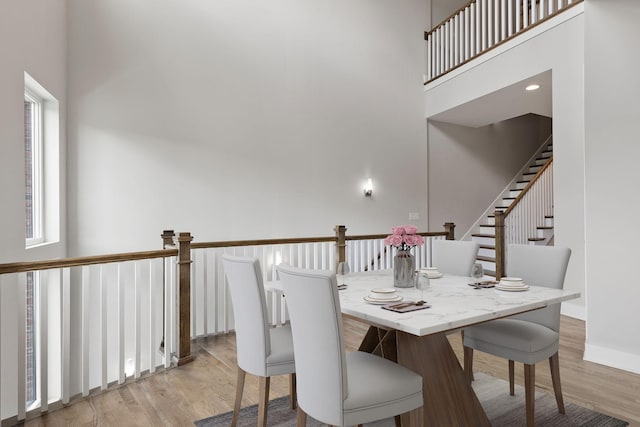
[{"left": 194, "top": 373, "right": 628, "bottom": 426}]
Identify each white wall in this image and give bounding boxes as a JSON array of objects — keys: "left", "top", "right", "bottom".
[
  {"left": 0, "top": 0, "right": 67, "bottom": 419},
  {"left": 66, "top": 0, "right": 432, "bottom": 256},
  {"left": 583, "top": 0, "right": 640, "bottom": 373},
  {"left": 424, "top": 10, "right": 586, "bottom": 317},
  {"left": 428, "top": 114, "right": 551, "bottom": 236}
]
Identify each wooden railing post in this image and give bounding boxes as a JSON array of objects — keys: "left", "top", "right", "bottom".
[
  {"left": 334, "top": 225, "right": 347, "bottom": 271},
  {"left": 494, "top": 211, "right": 505, "bottom": 280},
  {"left": 444, "top": 222, "right": 455, "bottom": 240},
  {"left": 177, "top": 232, "right": 193, "bottom": 366},
  {"left": 159, "top": 230, "right": 176, "bottom": 356}
]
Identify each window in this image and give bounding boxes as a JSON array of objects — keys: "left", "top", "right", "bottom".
[
  {"left": 24, "top": 89, "right": 44, "bottom": 245},
  {"left": 24, "top": 72, "right": 60, "bottom": 247},
  {"left": 23, "top": 72, "right": 61, "bottom": 408}
]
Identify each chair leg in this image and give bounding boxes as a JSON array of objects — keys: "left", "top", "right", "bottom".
[
  {"left": 549, "top": 353, "right": 566, "bottom": 414},
  {"left": 296, "top": 407, "right": 307, "bottom": 427},
  {"left": 509, "top": 360, "right": 515, "bottom": 396},
  {"left": 524, "top": 363, "right": 535, "bottom": 427},
  {"left": 258, "top": 376, "right": 270, "bottom": 427},
  {"left": 289, "top": 373, "right": 297, "bottom": 409},
  {"left": 463, "top": 345, "right": 474, "bottom": 384},
  {"left": 231, "top": 367, "right": 246, "bottom": 427}
]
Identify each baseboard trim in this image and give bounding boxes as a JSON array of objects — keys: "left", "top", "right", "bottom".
[
  {"left": 561, "top": 302, "right": 585, "bottom": 320},
  {"left": 584, "top": 343, "right": 640, "bottom": 375}
]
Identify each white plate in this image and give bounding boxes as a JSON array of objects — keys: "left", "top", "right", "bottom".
[
  {"left": 500, "top": 277, "right": 523, "bottom": 282},
  {"left": 370, "top": 288, "right": 397, "bottom": 294},
  {"left": 496, "top": 284, "right": 529, "bottom": 292},
  {"left": 427, "top": 272, "right": 443, "bottom": 279},
  {"left": 496, "top": 281, "right": 529, "bottom": 288},
  {"left": 367, "top": 293, "right": 398, "bottom": 300},
  {"left": 364, "top": 295, "right": 403, "bottom": 304}
]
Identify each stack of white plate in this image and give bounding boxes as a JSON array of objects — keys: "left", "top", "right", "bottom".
[
  {"left": 422, "top": 267, "right": 443, "bottom": 279},
  {"left": 364, "top": 288, "right": 402, "bottom": 304},
  {"left": 496, "top": 277, "right": 529, "bottom": 291}
]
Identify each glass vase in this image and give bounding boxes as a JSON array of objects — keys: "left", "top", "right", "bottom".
[{"left": 393, "top": 249, "right": 415, "bottom": 288}]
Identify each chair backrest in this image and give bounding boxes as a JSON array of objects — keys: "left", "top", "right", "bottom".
[
  {"left": 277, "top": 264, "right": 347, "bottom": 424},
  {"left": 222, "top": 254, "right": 271, "bottom": 376},
  {"left": 432, "top": 239, "right": 480, "bottom": 276},
  {"left": 507, "top": 244, "right": 571, "bottom": 331}
]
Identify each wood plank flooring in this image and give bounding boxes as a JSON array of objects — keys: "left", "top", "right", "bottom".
[{"left": 18, "top": 316, "right": 640, "bottom": 427}]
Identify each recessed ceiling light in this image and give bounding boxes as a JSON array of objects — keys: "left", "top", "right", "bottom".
[{"left": 526, "top": 84, "right": 540, "bottom": 91}]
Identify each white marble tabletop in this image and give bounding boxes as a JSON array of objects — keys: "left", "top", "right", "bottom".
[{"left": 267, "top": 270, "right": 580, "bottom": 337}]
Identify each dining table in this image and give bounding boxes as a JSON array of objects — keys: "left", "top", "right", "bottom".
[{"left": 266, "top": 269, "right": 580, "bottom": 426}]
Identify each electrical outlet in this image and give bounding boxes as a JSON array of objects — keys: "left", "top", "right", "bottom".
[{"left": 409, "top": 212, "right": 419, "bottom": 220}]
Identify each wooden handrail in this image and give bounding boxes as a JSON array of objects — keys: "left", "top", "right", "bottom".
[
  {"left": 0, "top": 249, "right": 177, "bottom": 274},
  {"left": 192, "top": 235, "right": 336, "bottom": 250},
  {"left": 503, "top": 157, "right": 553, "bottom": 217}
]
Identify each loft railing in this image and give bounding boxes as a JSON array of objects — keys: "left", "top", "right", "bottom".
[
  {"left": 424, "top": 0, "right": 583, "bottom": 83},
  {"left": 494, "top": 157, "right": 553, "bottom": 278},
  {"left": 185, "top": 223, "right": 454, "bottom": 335},
  {"left": 0, "top": 222, "right": 454, "bottom": 424}
]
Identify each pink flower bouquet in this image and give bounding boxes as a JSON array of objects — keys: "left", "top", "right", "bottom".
[{"left": 384, "top": 225, "right": 425, "bottom": 251}]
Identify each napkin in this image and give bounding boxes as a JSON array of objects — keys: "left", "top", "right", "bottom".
[{"left": 382, "top": 302, "right": 431, "bottom": 313}]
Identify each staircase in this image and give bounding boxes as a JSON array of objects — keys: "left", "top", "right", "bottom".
[{"left": 471, "top": 140, "right": 554, "bottom": 277}]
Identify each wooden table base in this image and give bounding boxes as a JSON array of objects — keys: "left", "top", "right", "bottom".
[{"left": 360, "top": 327, "right": 490, "bottom": 427}]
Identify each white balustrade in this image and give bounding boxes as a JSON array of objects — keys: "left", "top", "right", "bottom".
[
  {"left": 424, "top": 0, "right": 581, "bottom": 83},
  {"left": 505, "top": 162, "right": 554, "bottom": 245}
]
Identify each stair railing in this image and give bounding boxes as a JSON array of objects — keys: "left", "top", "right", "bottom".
[
  {"left": 424, "top": 0, "right": 583, "bottom": 83},
  {"left": 494, "top": 157, "right": 553, "bottom": 278}
]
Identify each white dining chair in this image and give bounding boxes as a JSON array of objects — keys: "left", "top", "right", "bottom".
[
  {"left": 432, "top": 239, "right": 480, "bottom": 276},
  {"left": 222, "top": 254, "right": 296, "bottom": 427},
  {"left": 463, "top": 244, "right": 571, "bottom": 427},
  {"left": 277, "top": 263, "right": 423, "bottom": 427}
]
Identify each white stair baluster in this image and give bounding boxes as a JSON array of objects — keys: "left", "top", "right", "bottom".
[
  {"left": 118, "top": 264, "right": 126, "bottom": 380},
  {"left": 100, "top": 266, "right": 108, "bottom": 390},
  {"left": 39, "top": 270, "right": 49, "bottom": 412},
  {"left": 62, "top": 268, "right": 70, "bottom": 403},
  {"left": 81, "top": 266, "right": 90, "bottom": 396},
  {"left": 134, "top": 262, "right": 141, "bottom": 378}
]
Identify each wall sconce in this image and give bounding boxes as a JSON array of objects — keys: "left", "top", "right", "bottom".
[{"left": 364, "top": 178, "right": 373, "bottom": 197}]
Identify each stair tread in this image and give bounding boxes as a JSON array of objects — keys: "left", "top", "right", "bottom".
[
  {"left": 503, "top": 197, "right": 516, "bottom": 200},
  {"left": 485, "top": 270, "right": 496, "bottom": 277},
  {"left": 545, "top": 215, "right": 554, "bottom": 218},
  {"left": 528, "top": 237, "right": 545, "bottom": 241},
  {"left": 472, "top": 233, "right": 495, "bottom": 238},
  {"left": 537, "top": 226, "right": 553, "bottom": 230},
  {"left": 480, "top": 224, "right": 496, "bottom": 228},
  {"left": 477, "top": 255, "right": 495, "bottom": 262},
  {"left": 479, "top": 244, "right": 495, "bottom": 250}
]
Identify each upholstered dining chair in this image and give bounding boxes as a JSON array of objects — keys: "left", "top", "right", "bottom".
[
  {"left": 463, "top": 244, "right": 571, "bottom": 427},
  {"left": 277, "top": 264, "right": 423, "bottom": 427},
  {"left": 432, "top": 239, "right": 480, "bottom": 276},
  {"left": 222, "top": 254, "right": 296, "bottom": 427}
]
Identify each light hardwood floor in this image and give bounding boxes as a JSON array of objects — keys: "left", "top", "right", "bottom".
[{"left": 19, "top": 316, "right": 640, "bottom": 427}]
